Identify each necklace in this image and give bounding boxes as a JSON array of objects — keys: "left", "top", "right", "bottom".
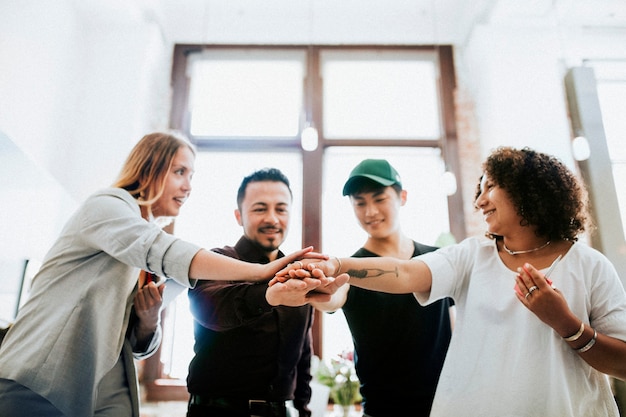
[{"left": 502, "top": 240, "right": 551, "bottom": 255}]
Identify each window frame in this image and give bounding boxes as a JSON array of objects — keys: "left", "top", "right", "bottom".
[{"left": 141, "top": 44, "right": 464, "bottom": 400}]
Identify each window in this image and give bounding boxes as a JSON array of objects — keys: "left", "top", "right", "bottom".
[
  {"left": 563, "top": 63, "right": 626, "bottom": 296},
  {"left": 188, "top": 49, "right": 306, "bottom": 138},
  {"left": 590, "top": 61, "right": 626, "bottom": 238},
  {"left": 321, "top": 50, "right": 441, "bottom": 140},
  {"left": 143, "top": 44, "right": 464, "bottom": 398}
]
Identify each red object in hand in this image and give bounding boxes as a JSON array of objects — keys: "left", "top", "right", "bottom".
[
  {"left": 139, "top": 270, "right": 158, "bottom": 287},
  {"left": 145, "top": 272, "right": 157, "bottom": 285}
]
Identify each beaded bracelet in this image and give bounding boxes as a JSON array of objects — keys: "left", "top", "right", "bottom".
[
  {"left": 564, "top": 322, "right": 585, "bottom": 342},
  {"left": 576, "top": 329, "right": 597, "bottom": 353}
]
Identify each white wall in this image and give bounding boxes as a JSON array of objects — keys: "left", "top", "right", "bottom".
[
  {"left": 0, "top": 0, "right": 173, "bottom": 203},
  {"left": 459, "top": 19, "right": 626, "bottom": 165},
  {"left": 461, "top": 25, "right": 574, "bottom": 164},
  {"left": 0, "top": 1, "right": 174, "bottom": 264}
]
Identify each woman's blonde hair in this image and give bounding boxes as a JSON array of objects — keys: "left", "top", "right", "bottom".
[{"left": 113, "top": 131, "right": 195, "bottom": 211}]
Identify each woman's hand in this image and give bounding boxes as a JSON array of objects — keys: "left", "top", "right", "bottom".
[
  {"left": 516, "top": 262, "right": 626, "bottom": 380},
  {"left": 263, "top": 247, "right": 329, "bottom": 279},
  {"left": 514, "top": 262, "right": 578, "bottom": 335},
  {"left": 271, "top": 257, "right": 339, "bottom": 285},
  {"left": 133, "top": 282, "right": 165, "bottom": 342}
]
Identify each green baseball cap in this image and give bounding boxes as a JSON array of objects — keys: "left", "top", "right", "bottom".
[{"left": 342, "top": 159, "right": 402, "bottom": 196}]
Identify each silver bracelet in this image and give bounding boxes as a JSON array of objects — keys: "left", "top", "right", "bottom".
[
  {"left": 576, "top": 329, "right": 597, "bottom": 353},
  {"left": 564, "top": 322, "right": 585, "bottom": 342},
  {"left": 334, "top": 256, "right": 342, "bottom": 275}
]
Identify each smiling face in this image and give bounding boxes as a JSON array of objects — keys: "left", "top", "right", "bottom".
[
  {"left": 150, "top": 145, "right": 195, "bottom": 218},
  {"left": 475, "top": 174, "right": 521, "bottom": 237},
  {"left": 350, "top": 186, "right": 406, "bottom": 239},
  {"left": 235, "top": 180, "right": 291, "bottom": 257}
]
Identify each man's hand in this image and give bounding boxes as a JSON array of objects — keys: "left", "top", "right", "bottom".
[{"left": 265, "top": 273, "right": 349, "bottom": 307}]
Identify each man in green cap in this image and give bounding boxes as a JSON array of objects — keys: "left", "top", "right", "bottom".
[{"left": 313, "top": 159, "right": 454, "bottom": 417}]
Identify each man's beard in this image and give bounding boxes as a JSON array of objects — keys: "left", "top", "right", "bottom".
[
  {"left": 255, "top": 235, "right": 281, "bottom": 253},
  {"left": 261, "top": 240, "right": 280, "bottom": 252}
]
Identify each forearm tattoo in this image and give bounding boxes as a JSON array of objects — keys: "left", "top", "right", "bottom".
[{"left": 346, "top": 267, "right": 399, "bottom": 279}]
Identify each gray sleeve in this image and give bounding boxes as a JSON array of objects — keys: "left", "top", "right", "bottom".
[{"left": 79, "top": 189, "right": 202, "bottom": 287}]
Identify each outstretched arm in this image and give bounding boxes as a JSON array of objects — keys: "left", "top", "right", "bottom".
[
  {"left": 273, "top": 256, "right": 433, "bottom": 294},
  {"left": 189, "top": 247, "right": 327, "bottom": 282}
]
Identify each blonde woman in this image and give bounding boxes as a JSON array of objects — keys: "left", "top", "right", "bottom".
[{"left": 0, "top": 132, "right": 323, "bottom": 417}]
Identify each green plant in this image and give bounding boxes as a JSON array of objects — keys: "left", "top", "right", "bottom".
[{"left": 315, "top": 351, "right": 361, "bottom": 406}]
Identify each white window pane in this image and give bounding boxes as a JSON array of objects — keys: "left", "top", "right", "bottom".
[
  {"left": 597, "top": 82, "right": 626, "bottom": 161},
  {"left": 593, "top": 59, "right": 626, "bottom": 238},
  {"left": 161, "top": 151, "right": 303, "bottom": 379},
  {"left": 591, "top": 61, "right": 626, "bottom": 81},
  {"left": 320, "top": 146, "right": 450, "bottom": 357},
  {"left": 321, "top": 51, "right": 440, "bottom": 139},
  {"left": 613, "top": 164, "right": 626, "bottom": 238},
  {"left": 0, "top": 261, "right": 26, "bottom": 323},
  {"left": 188, "top": 50, "right": 305, "bottom": 137}
]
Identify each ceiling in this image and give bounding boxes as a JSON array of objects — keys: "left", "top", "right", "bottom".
[
  {"left": 148, "top": 0, "right": 626, "bottom": 45},
  {"left": 72, "top": 0, "right": 626, "bottom": 45}
]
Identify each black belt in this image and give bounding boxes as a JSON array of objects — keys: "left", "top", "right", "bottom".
[{"left": 189, "top": 395, "right": 287, "bottom": 417}]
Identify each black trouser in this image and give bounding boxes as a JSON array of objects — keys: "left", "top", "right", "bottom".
[
  {"left": 187, "top": 395, "right": 287, "bottom": 417},
  {"left": 0, "top": 378, "right": 65, "bottom": 417}
]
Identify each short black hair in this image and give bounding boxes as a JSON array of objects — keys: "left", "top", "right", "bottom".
[{"left": 237, "top": 168, "right": 292, "bottom": 209}]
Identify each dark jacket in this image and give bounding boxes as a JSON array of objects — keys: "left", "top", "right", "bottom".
[{"left": 187, "top": 236, "right": 313, "bottom": 416}]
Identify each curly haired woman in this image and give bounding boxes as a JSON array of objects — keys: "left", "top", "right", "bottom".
[{"left": 278, "top": 146, "right": 626, "bottom": 417}]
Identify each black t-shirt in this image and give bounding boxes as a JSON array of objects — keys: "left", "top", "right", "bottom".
[{"left": 342, "top": 242, "right": 453, "bottom": 417}]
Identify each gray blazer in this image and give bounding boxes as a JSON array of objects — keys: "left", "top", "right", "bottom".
[{"left": 0, "top": 188, "right": 199, "bottom": 417}]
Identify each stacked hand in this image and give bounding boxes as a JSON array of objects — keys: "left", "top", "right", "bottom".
[
  {"left": 271, "top": 258, "right": 338, "bottom": 283},
  {"left": 266, "top": 258, "right": 348, "bottom": 307}
]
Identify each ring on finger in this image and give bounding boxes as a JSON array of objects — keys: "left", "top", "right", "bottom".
[
  {"left": 528, "top": 285, "right": 538, "bottom": 294},
  {"left": 295, "top": 261, "right": 304, "bottom": 269}
]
